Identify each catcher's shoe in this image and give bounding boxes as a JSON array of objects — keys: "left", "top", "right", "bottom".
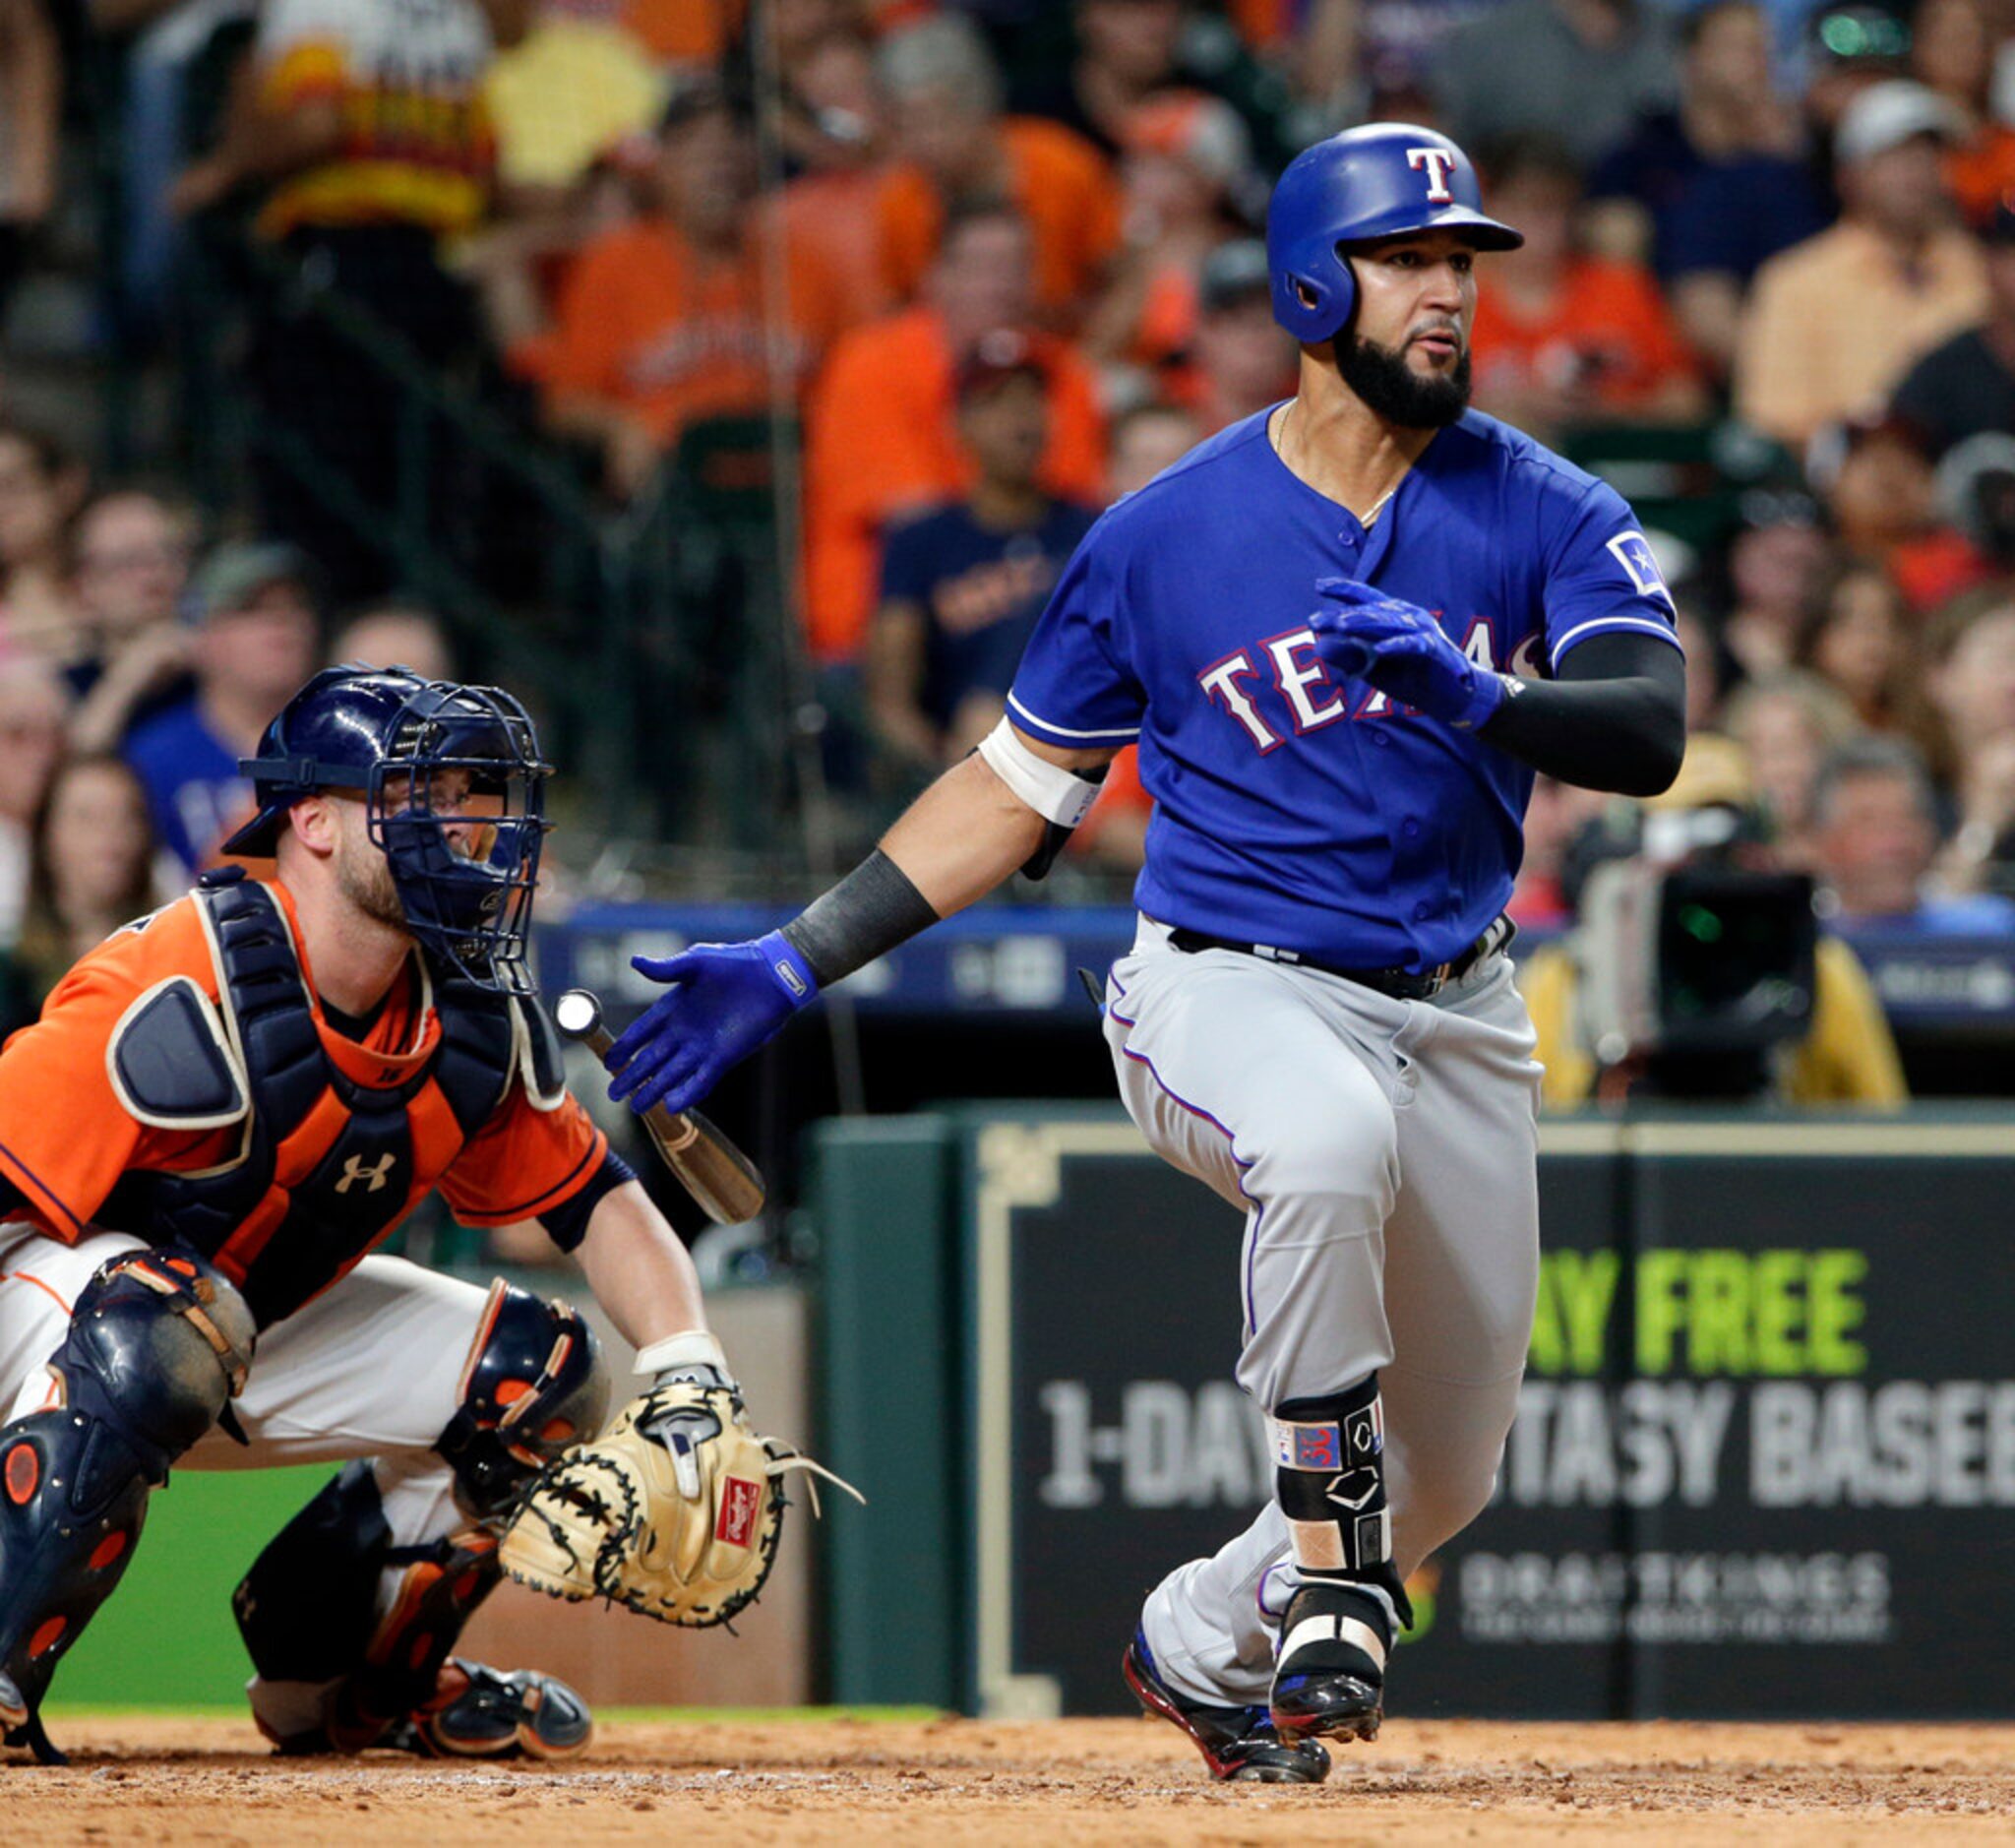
[
  {"left": 264, "top": 1661, "right": 593, "bottom": 1760},
  {"left": 389, "top": 1660, "right": 594, "bottom": 1760},
  {"left": 1268, "top": 1580, "right": 1390, "bottom": 1745},
  {"left": 1124, "top": 1631, "right": 1331, "bottom": 1784}
]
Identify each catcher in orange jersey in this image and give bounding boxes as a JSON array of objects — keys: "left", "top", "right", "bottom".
[{"left": 0, "top": 667, "right": 795, "bottom": 1766}]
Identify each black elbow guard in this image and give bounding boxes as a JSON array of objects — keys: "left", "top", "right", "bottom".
[
  {"left": 1019, "top": 821, "right": 1072, "bottom": 881},
  {"left": 1017, "top": 765, "right": 1111, "bottom": 882}
]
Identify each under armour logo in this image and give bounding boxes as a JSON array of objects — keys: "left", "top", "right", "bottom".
[
  {"left": 336, "top": 1153, "right": 397, "bottom": 1195},
  {"left": 1407, "top": 147, "right": 1457, "bottom": 203}
]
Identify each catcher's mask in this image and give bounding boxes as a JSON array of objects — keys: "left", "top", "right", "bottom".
[{"left": 223, "top": 664, "right": 553, "bottom": 995}]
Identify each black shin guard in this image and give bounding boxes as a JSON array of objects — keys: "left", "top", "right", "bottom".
[
  {"left": 1268, "top": 1378, "right": 1414, "bottom": 1740},
  {"left": 234, "top": 1461, "right": 395, "bottom": 1698},
  {"left": 1270, "top": 1377, "right": 1413, "bottom": 1623},
  {"left": 236, "top": 1285, "right": 606, "bottom": 1756},
  {"left": 234, "top": 1460, "right": 507, "bottom": 1753}
]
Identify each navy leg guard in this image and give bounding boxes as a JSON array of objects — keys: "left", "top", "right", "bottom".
[{"left": 0, "top": 1246, "right": 254, "bottom": 1762}]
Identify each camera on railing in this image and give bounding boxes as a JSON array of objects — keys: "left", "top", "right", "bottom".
[{"left": 1571, "top": 800, "right": 1819, "bottom": 1097}]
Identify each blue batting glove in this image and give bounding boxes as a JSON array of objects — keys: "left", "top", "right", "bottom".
[
  {"left": 605, "top": 929, "right": 818, "bottom": 1117},
  {"left": 1309, "top": 577, "right": 1507, "bottom": 732}
]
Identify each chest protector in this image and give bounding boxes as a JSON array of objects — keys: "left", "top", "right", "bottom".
[{"left": 97, "top": 876, "right": 558, "bottom": 1328}]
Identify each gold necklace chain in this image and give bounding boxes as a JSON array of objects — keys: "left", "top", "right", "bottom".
[{"left": 1277, "top": 399, "right": 1398, "bottom": 529}]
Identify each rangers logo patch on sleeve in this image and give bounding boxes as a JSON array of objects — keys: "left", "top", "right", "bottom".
[{"left": 1606, "top": 530, "right": 1676, "bottom": 609}]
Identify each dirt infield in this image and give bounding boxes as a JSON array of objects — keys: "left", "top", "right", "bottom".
[{"left": 9, "top": 1715, "right": 2015, "bottom": 1844}]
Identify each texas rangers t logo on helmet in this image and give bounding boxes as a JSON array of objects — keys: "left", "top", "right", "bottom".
[{"left": 1407, "top": 147, "right": 1457, "bottom": 203}]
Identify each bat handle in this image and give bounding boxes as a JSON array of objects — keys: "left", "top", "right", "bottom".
[
  {"left": 552, "top": 988, "right": 765, "bottom": 1224},
  {"left": 583, "top": 1022, "right": 700, "bottom": 1146}
]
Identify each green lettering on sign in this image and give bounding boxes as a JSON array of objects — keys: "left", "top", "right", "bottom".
[
  {"left": 1635, "top": 1249, "right": 1689, "bottom": 1375},
  {"left": 1807, "top": 1249, "right": 1869, "bottom": 1376}
]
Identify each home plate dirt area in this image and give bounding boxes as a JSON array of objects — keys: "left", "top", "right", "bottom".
[{"left": 9, "top": 1715, "right": 2015, "bottom": 1844}]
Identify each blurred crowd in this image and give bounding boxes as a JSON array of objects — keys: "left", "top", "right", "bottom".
[
  {"left": 0, "top": 416, "right": 459, "bottom": 1032},
  {"left": 0, "top": 0, "right": 2012, "bottom": 1039}
]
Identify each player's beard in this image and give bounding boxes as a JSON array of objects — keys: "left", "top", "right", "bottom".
[
  {"left": 1335, "top": 329, "right": 1472, "bottom": 429},
  {"left": 336, "top": 835, "right": 410, "bottom": 934}
]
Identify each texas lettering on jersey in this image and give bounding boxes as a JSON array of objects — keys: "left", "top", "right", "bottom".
[
  {"left": 1197, "top": 618, "right": 1545, "bottom": 752},
  {"left": 1006, "top": 407, "right": 1682, "bottom": 969}
]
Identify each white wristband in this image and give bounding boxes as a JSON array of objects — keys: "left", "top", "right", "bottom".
[
  {"left": 977, "top": 716, "right": 1102, "bottom": 828},
  {"left": 635, "top": 1329, "right": 729, "bottom": 1380}
]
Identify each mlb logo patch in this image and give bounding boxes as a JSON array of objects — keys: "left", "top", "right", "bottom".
[
  {"left": 1292, "top": 1425, "right": 1341, "bottom": 1470},
  {"left": 1606, "top": 530, "right": 1675, "bottom": 609},
  {"left": 716, "top": 1476, "right": 763, "bottom": 1548}
]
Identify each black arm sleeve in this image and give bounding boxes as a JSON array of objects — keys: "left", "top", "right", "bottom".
[
  {"left": 780, "top": 847, "right": 943, "bottom": 988},
  {"left": 1478, "top": 630, "right": 1686, "bottom": 796}
]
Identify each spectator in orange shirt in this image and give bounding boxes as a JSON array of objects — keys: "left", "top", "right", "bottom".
[
  {"left": 1911, "top": 0, "right": 2015, "bottom": 228},
  {"left": 1813, "top": 416, "right": 1937, "bottom": 565},
  {"left": 1469, "top": 135, "right": 1707, "bottom": 444},
  {"left": 1082, "top": 90, "right": 1257, "bottom": 378},
  {"left": 768, "top": 28, "right": 894, "bottom": 330},
  {"left": 538, "top": 81, "right": 849, "bottom": 495},
  {"left": 1810, "top": 412, "right": 1998, "bottom": 613},
  {"left": 802, "top": 200, "right": 1108, "bottom": 661},
  {"left": 872, "top": 14, "right": 1122, "bottom": 320}
]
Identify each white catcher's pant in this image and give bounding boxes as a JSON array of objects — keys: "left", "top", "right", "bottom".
[
  {"left": 0, "top": 1225, "right": 488, "bottom": 1730},
  {"left": 1104, "top": 914, "right": 1543, "bottom": 1705}
]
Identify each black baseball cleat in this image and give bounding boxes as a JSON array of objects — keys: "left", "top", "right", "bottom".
[
  {"left": 0, "top": 1671, "right": 65, "bottom": 1766},
  {"left": 1124, "top": 1630, "right": 1331, "bottom": 1783},
  {"left": 1268, "top": 1580, "right": 1391, "bottom": 1744},
  {"left": 389, "top": 1660, "right": 594, "bottom": 1760},
  {"left": 267, "top": 1661, "right": 593, "bottom": 1760}
]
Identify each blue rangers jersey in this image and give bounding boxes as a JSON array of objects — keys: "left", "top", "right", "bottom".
[{"left": 1007, "top": 405, "right": 1682, "bottom": 971}]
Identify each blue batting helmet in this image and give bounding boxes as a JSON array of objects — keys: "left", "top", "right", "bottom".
[
  {"left": 222, "top": 665, "right": 553, "bottom": 994},
  {"left": 1266, "top": 124, "right": 1523, "bottom": 345}
]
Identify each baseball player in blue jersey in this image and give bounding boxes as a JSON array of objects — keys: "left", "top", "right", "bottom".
[{"left": 602, "top": 124, "right": 1684, "bottom": 1783}]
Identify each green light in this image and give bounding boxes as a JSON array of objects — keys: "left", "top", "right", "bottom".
[
  {"left": 1817, "top": 12, "right": 1909, "bottom": 57},
  {"left": 1679, "top": 904, "right": 1724, "bottom": 944}
]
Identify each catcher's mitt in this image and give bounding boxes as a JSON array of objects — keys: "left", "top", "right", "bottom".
[{"left": 498, "top": 1382, "right": 857, "bottom": 1627}]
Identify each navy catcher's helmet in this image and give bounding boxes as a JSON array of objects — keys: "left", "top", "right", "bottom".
[
  {"left": 222, "top": 665, "right": 553, "bottom": 994},
  {"left": 1266, "top": 123, "right": 1523, "bottom": 345}
]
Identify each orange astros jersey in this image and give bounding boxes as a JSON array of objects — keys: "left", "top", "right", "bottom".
[{"left": 0, "top": 877, "right": 607, "bottom": 1325}]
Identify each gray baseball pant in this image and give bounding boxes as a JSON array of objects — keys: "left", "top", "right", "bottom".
[{"left": 1103, "top": 913, "right": 1542, "bottom": 1706}]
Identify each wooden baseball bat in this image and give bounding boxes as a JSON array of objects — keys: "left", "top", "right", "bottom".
[{"left": 553, "top": 988, "right": 767, "bottom": 1226}]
